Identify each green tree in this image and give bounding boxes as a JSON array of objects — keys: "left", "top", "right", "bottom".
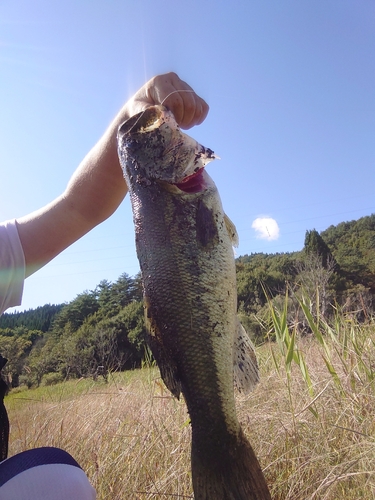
[
  {"left": 52, "top": 291, "right": 99, "bottom": 332},
  {"left": 304, "top": 229, "right": 335, "bottom": 269},
  {"left": 0, "top": 334, "right": 31, "bottom": 387}
]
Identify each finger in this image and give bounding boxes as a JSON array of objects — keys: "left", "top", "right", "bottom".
[
  {"left": 158, "top": 74, "right": 196, "bottom": 125},
  {"left": 168, "top": 74, "right": 209, "bottom": 128},
  {"left": 177, "top": 91, "right": 198, "bottom": 128},
  {"left": 162, "top": 91, "right": 185, "bottom": 124},
  {"left": 163, "top": 89, "right": 209, "bottom": 128},
  {"left": 181, "top": 96, "right": 209, "bottom": 130}
]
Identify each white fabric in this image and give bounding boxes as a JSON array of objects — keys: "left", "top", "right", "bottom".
[
  {"left": 0, "top": 220, "right": 25, "bottom": 315},
  {"left": 0, "top": 463, "right": 96, "bottom": 500}
]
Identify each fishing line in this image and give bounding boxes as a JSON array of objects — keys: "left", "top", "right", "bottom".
[{"left": 160, "top": 89, "right": 196, "bottom": 107}]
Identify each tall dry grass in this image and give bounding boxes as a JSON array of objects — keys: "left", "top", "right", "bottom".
[
  {"left": 5, "top": 313, "right": 375, "bottom": 499},
  {"left": 7, "top": 370, "right": 193, "bottom": 499}
]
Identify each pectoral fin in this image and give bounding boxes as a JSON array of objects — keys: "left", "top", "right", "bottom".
[
  {"left": 233, "top": 319, "right": 260, "bottom": 393},
  {"left": 149, "top": 338, "right": 182, "bottom": 399},
  {"left": 144, "top": 304, "right": 182, "bottom": 399},
  {"left": 224, "top": 213, "right": 239, "bottom": 247}
]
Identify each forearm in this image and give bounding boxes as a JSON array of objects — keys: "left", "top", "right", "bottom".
[
  {"left": 17, "top": 116, "right": 128, "bottom": 277},
  {"left": 64, "top": 119, "right": 128, "bottom": 227}
]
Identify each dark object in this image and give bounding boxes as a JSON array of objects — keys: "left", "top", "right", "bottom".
[
  {"left": 0, "top": 379, "right": 9, "bottom": 461},
  {"left": 0, "top": 354, "right": 9, "bottom": 461},
  {"left": 0, "top": 355, "right": 7, "bottom": 371}
]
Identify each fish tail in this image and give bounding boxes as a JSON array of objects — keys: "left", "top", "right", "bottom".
[{"left": 191, "top": 428, "right": 271, "bottom": 500}]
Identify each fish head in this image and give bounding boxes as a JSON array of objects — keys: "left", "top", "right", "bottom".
[{"left": 117, "top": 105, "right": 218, "bottom": 193}]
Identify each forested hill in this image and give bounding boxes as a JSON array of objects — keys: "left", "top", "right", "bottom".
[
  {"left": 0, "top": 304, "right": 63, "bottom": 332},
  {"left": 0, "top": 214, "right": 374, "bottom": 389},
  {"left": 236, "top": 214, "right": 375, "bottom": 321},
  {"left": 321, "top": 214, "right": 375, "bottom": 292}
]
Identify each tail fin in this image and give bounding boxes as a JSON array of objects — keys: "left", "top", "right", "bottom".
[{"left": 191, "top": 428, "right": 271, "bottom": 500}]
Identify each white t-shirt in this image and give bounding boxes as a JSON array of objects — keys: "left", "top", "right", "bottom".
[{"left": 0, "top": 220, "right": 25, "bottom": 315}]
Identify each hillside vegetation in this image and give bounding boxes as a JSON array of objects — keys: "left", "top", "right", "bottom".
[
  {"left": 7, "top": 312, "right": 375, "bottom": 499},
  {"left": 1, "top": 213, "right": 374, "bottom": 389}
]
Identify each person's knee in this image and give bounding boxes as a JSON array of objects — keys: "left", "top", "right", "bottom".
[{"left": 0, "top": 447, "right": 96, "bottom": 500}]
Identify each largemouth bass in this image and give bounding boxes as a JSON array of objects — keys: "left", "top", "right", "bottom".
[{"left": 117, "top": 106, "right": 271, "bottom": 500}]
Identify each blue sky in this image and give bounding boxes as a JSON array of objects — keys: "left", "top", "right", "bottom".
[{"left": 1, "top": 0, "right": 374, "bottom": 312}]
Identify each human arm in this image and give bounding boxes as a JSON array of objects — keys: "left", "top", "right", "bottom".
[{"left": 15, "top": 72, "right": 209, "bottom": 277}]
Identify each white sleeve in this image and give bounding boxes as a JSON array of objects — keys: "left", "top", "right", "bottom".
[{"left": 0, "top": 220, "right": 25, "bottom": 315}]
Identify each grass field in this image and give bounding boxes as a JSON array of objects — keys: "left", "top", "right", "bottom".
[{"left": 5, "top": 315, "right": 375, "bottom": 499}]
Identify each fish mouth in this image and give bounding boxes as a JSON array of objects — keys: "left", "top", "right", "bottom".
[{"left": 174, "top": 168, "right": 206, "bottom": 193}]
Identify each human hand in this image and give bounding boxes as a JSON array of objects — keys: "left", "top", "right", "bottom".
[{"left": 127, "top": 72, "right": 209, "bottom": 129}]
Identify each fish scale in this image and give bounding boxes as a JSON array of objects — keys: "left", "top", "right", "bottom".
[{"left": 118, "top": 105, "right": 271, "bottom": 500}]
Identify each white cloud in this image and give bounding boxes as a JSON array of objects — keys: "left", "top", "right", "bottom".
[{"left": 252, "top": 217, "right": 280, "bottom": 241}]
